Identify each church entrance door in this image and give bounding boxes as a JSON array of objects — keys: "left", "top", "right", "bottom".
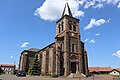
[{"left": 71, "top": 62, "right": 76, "bottom": 73}]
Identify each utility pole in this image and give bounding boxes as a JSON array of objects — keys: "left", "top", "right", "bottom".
[
  {"left": 93, "top": 74, "right": 94, "bottom": 80},
  {"left": 13, "top": 61, "right": 16, "bottom": 75}
]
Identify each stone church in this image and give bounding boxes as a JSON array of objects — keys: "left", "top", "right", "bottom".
[{"left": 19, "top": 3, "right": 89, "bottom": 76}]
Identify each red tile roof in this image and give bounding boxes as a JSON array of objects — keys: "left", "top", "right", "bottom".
[
  {"left": 89, "top": 67, "right": 112, "bottom": 72},
  {"left": 89, "top": 67, "right": 120, "bottom": 73},
  {"left": 0, "top": 64, "right": 15, "bottom": 67},
  {"left": 115, "top": 68, "right": 120, "bottom": 72},
  {"left": 15, "top": 67, "right": 19, "bottom": 70}
]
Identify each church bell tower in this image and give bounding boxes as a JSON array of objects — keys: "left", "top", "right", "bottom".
[{"left": 55, "top": 3, "right": 88, "bottom": 76}]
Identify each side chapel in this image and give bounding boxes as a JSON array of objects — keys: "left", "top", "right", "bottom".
[{"left": 19, "top": 3, "right": 89, "bottom": 76}]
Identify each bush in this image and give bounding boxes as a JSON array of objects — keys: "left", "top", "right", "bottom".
[
  {"left": 0, "top": 68, "right": 4, "bottom": 75},
  {"left": 51, "top": 73, "right": 59, "bottom": 78}
]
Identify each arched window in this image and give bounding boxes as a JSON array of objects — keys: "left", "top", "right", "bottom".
[
  {"left": 58, "top": 24, "right": 60, "bottom": 33},
  {"left": 60, "top": 44, "right": 63, "bottom": 51},
  {"left": 61, "top": 22, "right": 64, "bottom": 31},
  {"left": 69, "top": 23, "right": 72, "bottom": 30},
  {"left": 73, "top": 25, "right": 76, "bottom": 31},
  {"left": 72, "top": 44, "right": 76, "bottom": 53}
]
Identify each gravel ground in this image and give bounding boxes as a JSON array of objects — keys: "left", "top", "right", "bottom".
[{"left": 0, "top": 75, "right": 116, "bottom": 80}]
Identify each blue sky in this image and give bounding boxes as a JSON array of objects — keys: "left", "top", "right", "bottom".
[{"left": 0, "top": 0, "right": 120, "bottom": 68}]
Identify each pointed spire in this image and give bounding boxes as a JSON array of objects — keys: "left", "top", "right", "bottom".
[{"left": 62, "top": 2, "right": 73, "bottom": 17}]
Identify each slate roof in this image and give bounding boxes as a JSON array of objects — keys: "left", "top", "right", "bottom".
[
  {"left": 38, "top": 42, "right": 55, "bottom": 53},
  {"left": 27, "top": 48, "right": 40, "bottom": 52},
  {"left": 21, "top": 42, "right": 55, "bottom": 55},
  {"left": 57, "top": 2, "right": 80, "bottom": 23},
  {"left": 21, "top": 48, "right": 40, "bottom": 53},
  {"left": 62, "top": 2, "right": 73, "bottom": 17}
]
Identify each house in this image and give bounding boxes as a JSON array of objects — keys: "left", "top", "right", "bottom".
[
  {"left": 19, "top": 3, "right": 89, "bottom": 77},
  {"left": 89, "top": 67, "right": 112, "bottom": 74},
  {"left": 109, "top": 69, "right": 120, "bottom": 75},
  {"left": 89, "top": 67, "right": 120, "bottom": 75},
  {"left": 0, "top": 64, "right": 15, "bottom": 74}
]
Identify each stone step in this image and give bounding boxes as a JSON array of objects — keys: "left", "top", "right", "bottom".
[{"left": 68, "top": 73, "right": 86, "bottom": 78}]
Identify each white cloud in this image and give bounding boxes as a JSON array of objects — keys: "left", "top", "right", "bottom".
[
  {"left": 84, "top": 0, "right": 95, "bottom": 9},
  {"left": 84, "top": 38, "right": 89, "bottom": 42},
  {"left": 102, "top": 0, "right": 120, "bottom": 5},
  {"left": 94, "top": 3, "right": 104, "bottom": 8},
  {"left": 84, "top": 0, "right": 120, "bottom": 9},
  {"left": 10, "top": 56, "right": 13, "bottom": 59},
  {"left": 105, "top": 0, "right": 113, "bottom": 4},
  {"left": 95, "top": 19, "right": 106, "bottom": 25},
  {"left": 34, "top": 0, "right": 84, "bottom": 21},
  {"left": 73, "top": 10, "right": 84, "bottom": 17},
  {"left": 89, "top": 39, "right": 96, "bottom": 43},
  {"left": 106, "top": 18, "right": 111, "bottom": 23},
  {"left": 113, "top": 50, "right": 120, "bottom": 58},
  {"left": 85, "top": 0, "right": 120, "bottom": 8},
  {"left": 20, "top": 42, "right": 29, "bottom": 48},
  {"left": 79, "top": 0, "right": 86, "bottom": 5},
  {"left": 34, "top": 0, "right": 120, "bottom": 21},
  {"left": 117, "top": 2, "right": 120, "bottom": 8},
  {"left": 84, "top": 18, "right": 110, "bottom": 30},
  {"left": 101, "top": 0, "right": 119, "bottom": 6},
  {"left": 95, "top": 33, "right": 101, "bottom": 36}
]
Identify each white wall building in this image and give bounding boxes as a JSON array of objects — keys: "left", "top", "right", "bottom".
[
  {"left": 109, "top": 69, "right": 120, "bottom": 75},
  {"left": 0, "top": 64, "right": 15, "bottom": 74}
]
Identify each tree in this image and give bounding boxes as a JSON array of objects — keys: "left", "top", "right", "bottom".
[
  {"left": 0, "top": 67, "right": 3, "bottom": 75},
  {"left": 0, "top": 67, "right": 2, "bottom": 75},
  {"left": 29, "top": 55, "right": 40, "bottom": 76}
]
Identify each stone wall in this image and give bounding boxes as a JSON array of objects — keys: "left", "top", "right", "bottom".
[{"left": 41, "top": 51, "right": 47, "bottom": 75}]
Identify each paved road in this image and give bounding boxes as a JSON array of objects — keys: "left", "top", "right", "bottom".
[{"left": 0, "top": 75, "right": 115, "bottom": 80}]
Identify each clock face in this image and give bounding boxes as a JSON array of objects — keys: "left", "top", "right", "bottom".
[{"left": 71, "top": 33, "right": 75, "bottom": 36}]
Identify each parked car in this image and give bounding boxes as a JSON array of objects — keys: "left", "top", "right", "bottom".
[{"left": 16, "top": 70, "right": 26, "bottom": 77}]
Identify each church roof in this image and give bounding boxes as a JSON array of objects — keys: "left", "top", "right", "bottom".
[
  {"left": 38, "top": 42, "right": 55, "bottom": 53},
  {"left": 62, "top": 2, "right": 72, "bottom": 17},
  {"left": 22, "top": 48, "right": 40, "bottom": 53},
  {"left": 57, "top": 3, "right": 79, "bottom": 23},
  {"left": 27, "top": 48, "right": 40, "bottom": 52},
  {"left": 21, "top": 42, "right": 55, "bottom": 54}
]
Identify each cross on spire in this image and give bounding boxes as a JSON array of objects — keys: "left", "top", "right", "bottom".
[{"left": 62, "top": 2, "right": 73, "bottom": 17}]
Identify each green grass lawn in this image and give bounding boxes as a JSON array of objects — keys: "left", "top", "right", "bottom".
[
  {"left": 111, "top": 75, "right": 120, "bottom": 80},
  {"left": 0, "top": 73, "right": 13, "bottom": 76}
]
